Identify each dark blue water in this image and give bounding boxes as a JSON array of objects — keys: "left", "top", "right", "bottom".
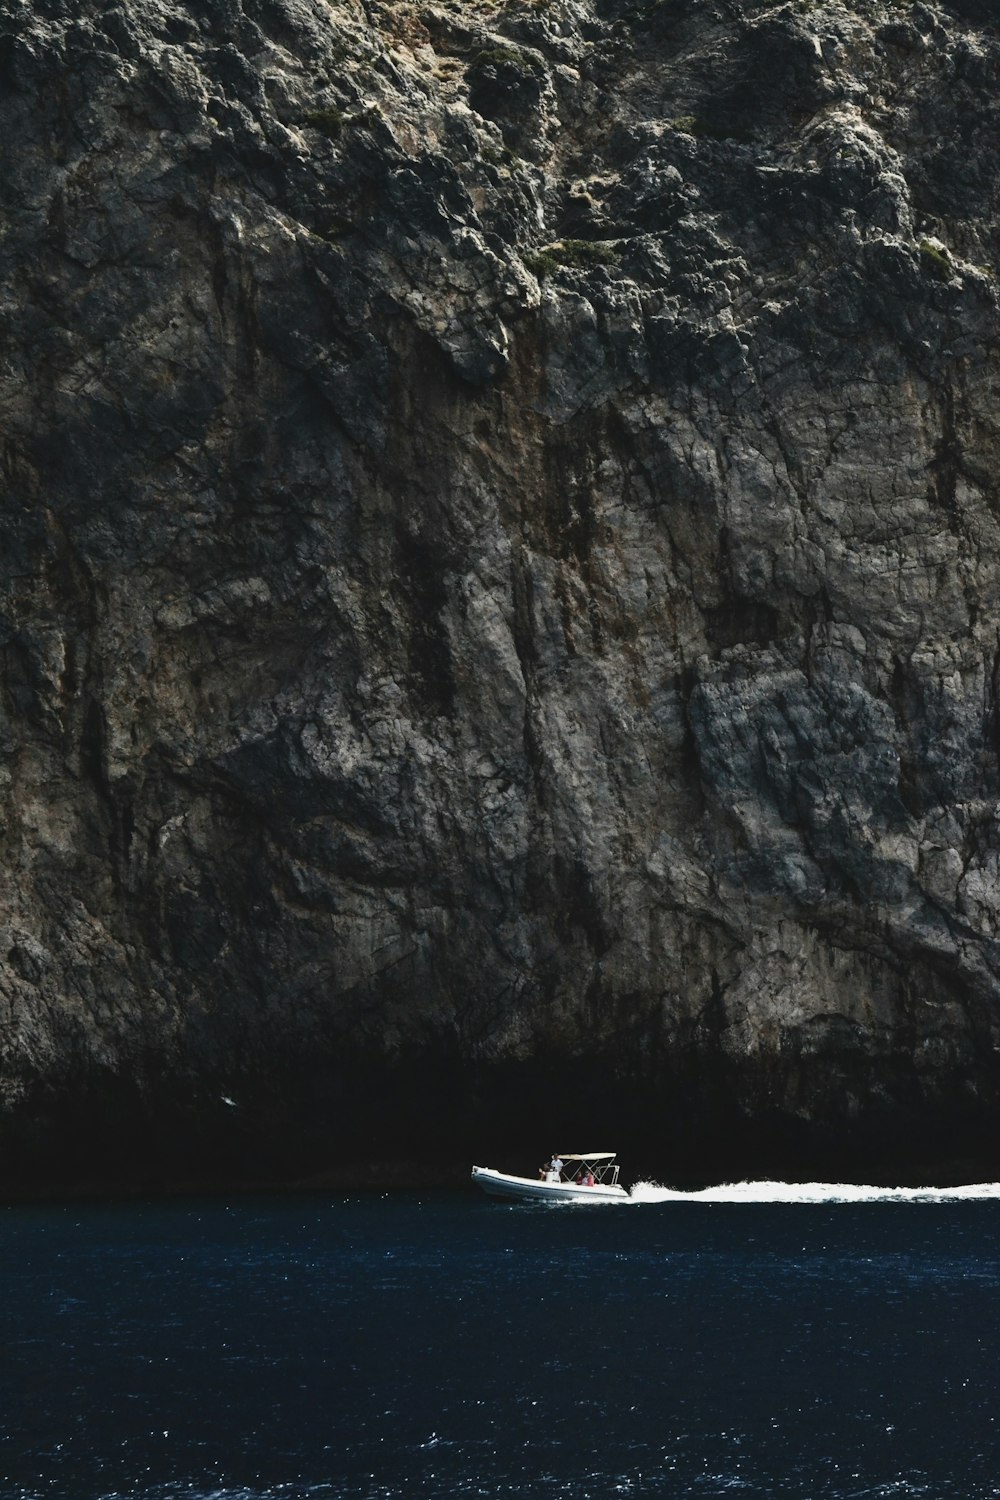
[{"left": 4, "top": 1188, "right": 1000, "bottom": 1498}]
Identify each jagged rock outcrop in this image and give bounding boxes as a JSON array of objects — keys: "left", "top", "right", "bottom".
[{"left": 2, "top": 0, "right": 1000, "bottom": 1186}]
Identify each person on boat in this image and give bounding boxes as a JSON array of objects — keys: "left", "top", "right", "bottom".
[{"left": 544, "top": 1154, "right": 563, "bottom": 1183}]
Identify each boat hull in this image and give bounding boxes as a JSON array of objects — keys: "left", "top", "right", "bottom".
[{"left": 471, "top": 1165, "right": 629, "bottom": 1204}]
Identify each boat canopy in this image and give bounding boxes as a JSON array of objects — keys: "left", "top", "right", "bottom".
[{"left": 559, "top": 1152, "right": 616, "bottom": 1161}]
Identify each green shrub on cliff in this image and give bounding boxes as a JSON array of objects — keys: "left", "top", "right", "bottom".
[
  {"left": 526, "top": 240, "right": 621, "bottom": 278},
  {"left": 919, "top": 239, "right": 953, "bottom": 280},
  {"left": 525, "top": 249, "right": 561, "bottom": 278},
  {"left": 470, "top": 46, "right": 542, "bottom": 74},
  {"left": 303, "top": 105, "right": 344, "bottom": 139}
]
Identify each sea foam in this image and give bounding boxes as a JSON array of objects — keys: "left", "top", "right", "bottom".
[{"left": 627, "top": 1179, "right": 1000, "bottom": 1204}]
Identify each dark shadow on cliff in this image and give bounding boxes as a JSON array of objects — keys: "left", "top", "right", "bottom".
[{"left": 4, "top": 1048, "right": 1000, "bottom": 1199}]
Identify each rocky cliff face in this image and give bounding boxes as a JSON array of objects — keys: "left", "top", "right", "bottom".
[{"left": 1, "top": 0, "right": 1000, "bottom": 1188}]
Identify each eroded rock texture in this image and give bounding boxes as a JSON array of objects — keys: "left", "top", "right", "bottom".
[{"left": 2, "top": 0, "right": 1000, "bottom": 1185}]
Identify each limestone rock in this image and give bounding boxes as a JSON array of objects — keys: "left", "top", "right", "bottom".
[{"left": 1, "top": 0, "right": 1000, "bottom": 1185}]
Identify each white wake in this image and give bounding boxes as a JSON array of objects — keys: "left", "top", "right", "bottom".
[{"left": 627, "top": 1179, "right": 1000, "bottom": 1204}]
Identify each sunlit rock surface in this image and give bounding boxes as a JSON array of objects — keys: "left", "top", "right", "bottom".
[{"left": 2, "top": 0, "right": 1000, "bottom": 1186}]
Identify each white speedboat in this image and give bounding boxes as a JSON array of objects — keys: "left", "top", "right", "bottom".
[{"left": 471, "top": 1152, "right": 629, "bottom": 1204}]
